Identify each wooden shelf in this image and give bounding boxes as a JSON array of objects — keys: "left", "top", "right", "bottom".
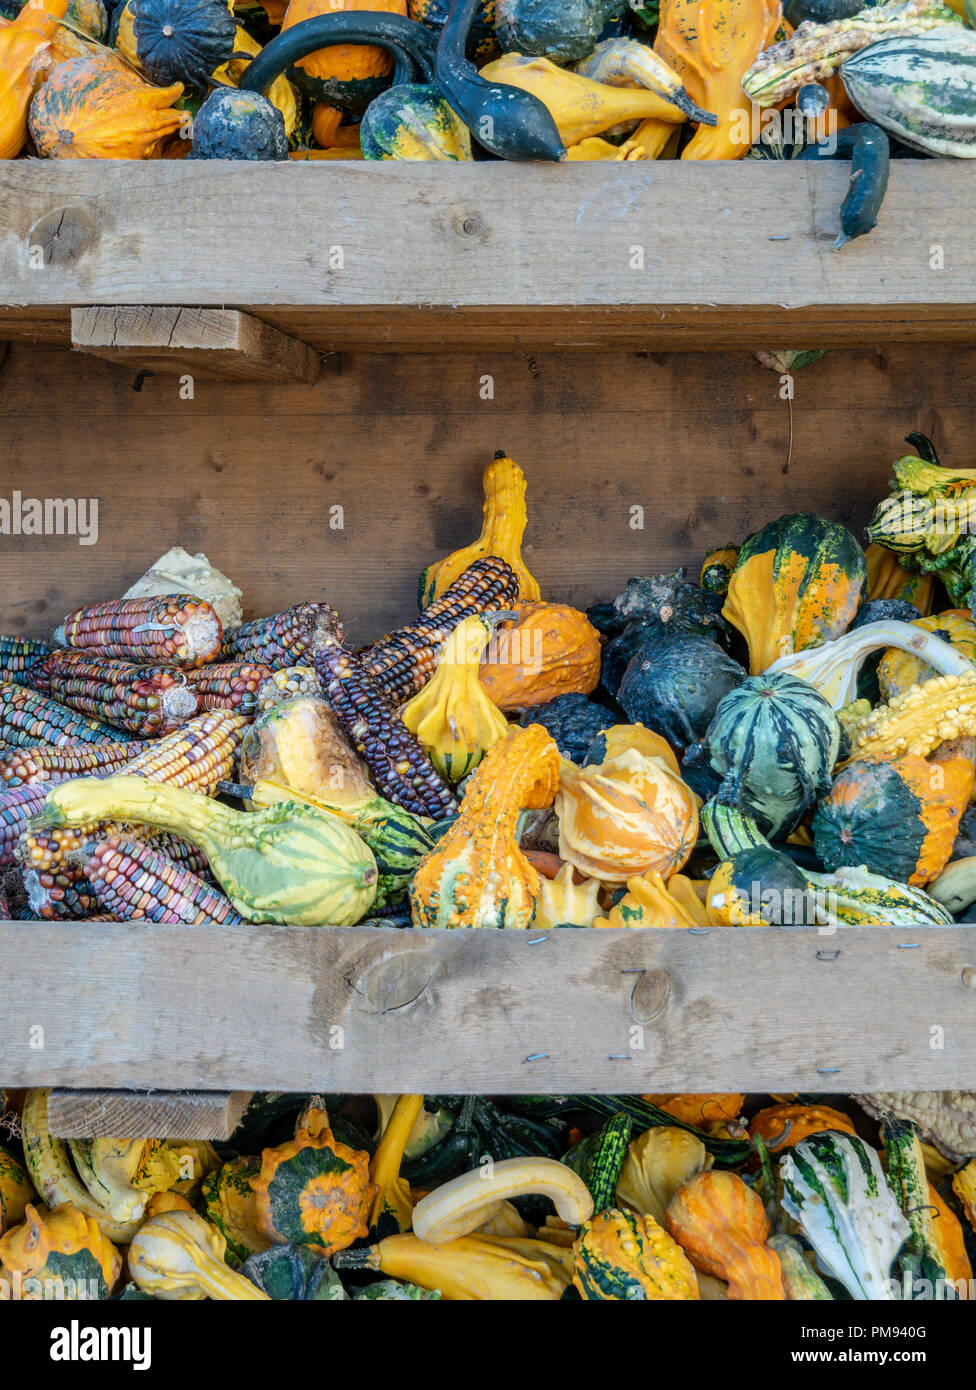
[
  {"left": 1, "top": 161, "right": 974, "bottom": 352},
  {"left": 4, "top": 922, "right": 976, "bottom": 1095}
]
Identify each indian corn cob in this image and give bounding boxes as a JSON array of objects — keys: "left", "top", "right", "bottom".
[
  {"left": 255, "top": 665, "right": 321, "bottom": 712},
  {"left": 222, "top": 602, "right": 340, "bottom": 669},
  {"left": 33, "top": 651, "right": 200, "bottom": 736},
  {"left": 310, "top": 613, "right": 457, "bottom": 819},
  {"left": 85, "top": 834, "right": 242, "bottom": 925},
  {"left": 0, "top": 637, "right": 54, "bottom": 686},
  {"left": 19, "top": 711, "right": 246, "bottom": 917},
  {"left": 21, "top": 855, "right": 97, "bottom": 921},
  {"left": 0, "top": 681, "right": 131, "bottom": 748},
  {"left": 0, "top": 742, "right": 144, "bottom": 789},
  {"left": 357, "top": 557, "right": 521, "bottom": 704},
  {"left": 59, "top": 596, "right": 223, "bottom": 668},
  {"left": 185, "top": 661, "right": 272, "bottom": 715},
  {"left": 741, "top": 0, "right": 960, "bottom": 106}
]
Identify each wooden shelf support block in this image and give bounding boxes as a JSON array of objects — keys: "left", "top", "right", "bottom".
[
  {"left": 46, "top": 1088, "right": 253, "bottom": 1140},
  {"left": 70, "top": 306, "right": 320, "bottom": 384}
]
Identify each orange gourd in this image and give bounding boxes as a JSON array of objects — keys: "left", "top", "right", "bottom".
[
  {"left": 644, "top": 1095, "right": 745, "bottom": 1127},
  {"left": 929, "top": 1183, "right": 972, "bottom": 1291},
  {"left": 865, "top": 543, "right": 935, "bottom": 614},
  {"left": 28, "top": 55, "right": 183, "bottom": 158},
  {"left": 282, "top": 0, "right": 407, "bottom": 111},
  {"left": 0, "top": 0, "right": 68, "bottom": 159},
  {"left": 666, "top": 1171, "right": 786, "bottom": 1300},
  {"left": 749, "top": 1103, "right": 856, "bottom": 1154},
  {"left": 479, "top": 601, "right": 601, "bottom": 712},
  {"left": 654, "top": 0, "right": 783, "bottom": 161}
]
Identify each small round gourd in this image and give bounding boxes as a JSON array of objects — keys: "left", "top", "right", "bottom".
[
  {"left": 190, "top": 87, "right": 288, "bottom": 159},
  {"left": 127, "top": 0, "right": 237, "bottom": 86},
  {"left": 573, "top": 1207, "right": 700, "bottom": 1301},
  {"left": 519, "top": 692, "right": 609, "bottom": 764},
  {"left": 707, "top": 846, "right": 812, "bottom": 926},
  {"left": 360, "top": 81, "right": 472, "bottom": 159},
  {"left": 618, "top": 634, "right": 746, "bottom": 748}
]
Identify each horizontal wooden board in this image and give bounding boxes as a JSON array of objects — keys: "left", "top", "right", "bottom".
[
  {"left": 0, "top": 162, "right": 974, "bottom": 348},
  {"left": 1, "top": 342, "right": 971, "bottom": 643},
  {"left": 3, "top": 924, "right": 976, "bottom": 1092},
  {"left": 46, "top": 1088, "right": 252, "bottom": 1140}
]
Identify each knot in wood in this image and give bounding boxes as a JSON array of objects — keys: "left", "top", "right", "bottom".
[
  {"left": 962, "top": 966, "right": 976, "bottom": 989},
  {"left": 27, "top": 206, "right": 98, "bottom": 268},
  {"left": 630, "top": 968, "right": 671, "bottom": 1024},
  {"left": 354, "top": 950, "right": 435, "bottom": 1015}
]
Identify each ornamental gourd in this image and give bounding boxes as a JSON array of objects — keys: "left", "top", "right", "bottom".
[
  {"left": 413, "top": 1158, "right": 592, "bottom": 1245},
  {"left": 282, "top": 0, "right": 408, "bottom": 112},
  {"left": 212, "top": 24, "right": 299, "bottom": 138},
  {"left": 666, "top": 1171, "right": 786, "bottom": 1300},
  {"left": 573, "top": 1208, "right": 700, "bottom": 1300},
  {"left": 255, "top": 1099, "right": 376, "bottom": 1257},
  {"left": 369, "top": 1094, "right": 424, "bottom": 1238},
  {"left": 533, "top": 862, "right": 603, "bottom": 928},
  {"left": 555, "top": 742, "right": 698, "bottom": 886},
  {"left": 121, "top": 0, "right": 236, "bottom": 86},
  {"left": 617, "top": 634, "right": 746, "bottom": 748},
  {"left": 495, "top": 0, "right": 622, "bottom": 62},
  {"left": 360, "top": 80, "right": 472, "bottom": 158},
  {"left": 878, "top": 611, "right": 976, "bottom": 702},
  {"left": 844, "top": 671, "right": 976, "bottom": 763},
  {"left": 865, "top": 541, "right": 935, "bottom": 613},
  {"left": 128, "top": 1209, "right": 269, "bottom": 1301},
  {"left": 410, "top": 724, "right": 560, "bottom": 929},
  {"left": 335, "top": 1231, "right": 571, "bottom": 1299},
  {"left": 0, "top": 1203, "right": 121, "bottom": 1299},
  {"left": 615, "top": 1127, "right": 714, "bottom": 1227},
  {"left": 812, "top": 740, "right": 975, "bottom": 886},
  {"left": 201, "top": 1156, "right": 271, "bottom": 1265},
  {"left": 593, "top": 870, "right": 704, "bottom": 928},
  {"left": 401, "top": 617, "right": 510, "bottom": 781},
  {"left": 749, "top": 1103, "right": 857, "bottom": 1154},
  {"left": 700, "top": 546, "right": 740, "bottom": 596},
  {"left": 701, "top": 673, "right": 842, "bottom": 839},
  {"left": 0, "top": 0, "right": 67, "bottom": 159},
  {"left": 0, "top": 1144, "right": 33, "bottom": 1233},
  {"left": 722, "top": 513, "right": 868, "bottom": 674},
  {"left": 28, "top": 56, "right": 184, "bottom": 158},
  {"left": 190, "top": 87, "right": 288, "bottom": 160},
  {"left": 419, "top": 454, "right": 541, "bottom": 607},
  {"left": 708, "top": 846, "right": 813, "bottom": 925},
  {"left": 36, "top": 774, "right": 378, "bottom": 927}
]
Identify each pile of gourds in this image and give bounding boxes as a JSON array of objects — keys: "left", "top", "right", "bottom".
[
  {"left": 2, "top": 1087, "right": 976, "bottom": 1300},
  {"left": 1, "top": 0, "right": 973, "bottom": 240}
]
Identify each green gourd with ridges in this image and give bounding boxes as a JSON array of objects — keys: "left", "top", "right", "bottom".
[
  {"left": 701, "top": 800, "right": 771, "bottom": 859},
  {"left": 882, "top": 1117, "right": 947, "bottom": 1288},
  {"left": 202, "top": 1156, "right": 271, "bottom": 1267},
  {"left": 840, "top": 28, "right": 976, "bottom": 157},
  {"left": 805, "top": 864, "right": 954, "bottom": 925},
  {"left": 564, "top": 1112, "right": 632, "bottom": 1213},
  {"left": 573, "top": 1207, "right": 700, "bottom": 1301},
  {"left": 34, "top": 775, "right": 378, "bottom": 927}
]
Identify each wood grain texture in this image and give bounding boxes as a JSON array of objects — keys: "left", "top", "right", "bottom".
[
  {"left": 0, "top": 162, "right": 973, "bottom": 346},
  {"left": 3, "top": 924, "right": 976, "bottom": 1092},
  {"left": 71, "top": 307, "right": 321, "bottom": 384},
  {"left": 1, "top": 342, "right": 971, "bottom": 643},
  {"left": 46, "top": 1088, "right": 252, "bottom": 1139}
]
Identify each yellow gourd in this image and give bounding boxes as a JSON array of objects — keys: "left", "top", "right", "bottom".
[
  {"left": 339, "top": 1231, "right": 572, "bottom": 1299},
  {"left": 654, "top": 0, "right": 783, "bottom": 160},
  {"left": 413, "top": 1158, "right": 593, "bottom": 1246},
  {"left": 0, "top": 1202, "right": 121, "bottom": 1299},
  {"left": 533, "top": 863, "right": 603, "bottom": 928},
  {"left": 564, "top": 135, "right": 646, "bottom": 159},
  {"left": 401, "top": 617, "right": 510, "bottom": 782},
  {"left": 368, "top": 1094, "right": 424, "bottom": 1236},
  {"left": 420, "top": 453, "right": 541, "bottom": 606},
  {"left": 594, "top": 869, "right": 701, "bottom": 928},
  {"left": 0, "top": 1144, "right": 34, "bottom": 1234},
  {"left": 615, "top": 1127, "right": 714, "bottom": 1227},
  {"left": 128, "top": 1209, "right": 269, "bottom": 1301},
  {"left": 0, "top": 0, "right": 68, "bottom": 159}
]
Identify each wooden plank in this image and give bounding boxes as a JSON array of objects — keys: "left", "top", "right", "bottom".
[
  {"left": 0, "top": 342, "right": 970, "bottom": 643},
  {"left": 0, "top": 163, "right": 973, "bottom": 348},
  {"left": 2, "top": 924, "right": 975, "bottom": 1093},
  {"left": 46, "top": 1089, "right": 252, "bottom": 1140},
  {"left": 70, "top": 306, "right": 320, "bottom": 384}
]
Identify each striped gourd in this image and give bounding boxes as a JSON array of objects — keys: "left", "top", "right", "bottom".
[
  {"left": 841, "top": 28, "right": 976, "bottom": 156},
  {"left": 700, "top": 800, "right": 770, "bottom": 859},
  {"left": 806, "top": 864, "right": 954, "bottom": 925},
  {"left": 564, "top": 1113, "right": 632, "bottom": 1213}
]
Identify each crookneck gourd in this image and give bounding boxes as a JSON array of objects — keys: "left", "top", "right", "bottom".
[
  {"left": 410, "top": 724, "right": 561, "bottom": 929},
  {"left": 413, "top": 1157, "right": 593, "bottom": 1245},
  {"left": 401, "top": 616, "right": 510, "bottom": 781},
  {"left": 0, "top": 0, "right": 68, "bottom": 159},
  {"left": 335, "top": 1231, "right": 571, "bottom": 1299},
  {"left": 255, "top": 1099, "right": 376, "bottom": 1257},
  {"left": 369, "top": 1094, "right": 424, "bottom": 1238},
  {"left": 0, "top": 1202, "right": 121, "bottom": 1300},
  {"left": 420, "top": 453, "right": 541, "bottom": 607},
  {"left": 28, "top": 54, "right": 184, "bottom": 158},
  {"left": 722, "top": 513, "right": 868, "bottom": 675},
  {"left": 35, "top": 774, "right": 378, "bottom": 926},
  {"left": 666, "top": 1171, "right": 786, "bottom": 1300},
  {"left": 128, "top": 1209, "right": 269, "bottom": 1301}
]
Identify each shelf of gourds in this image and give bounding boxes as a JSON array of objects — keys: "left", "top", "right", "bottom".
[
  {"left": 1, "top": 0, "right": 974, "bottom": 247},
  {"left": 3, "top": 1088, "right": 976, "bottom": 1299}
]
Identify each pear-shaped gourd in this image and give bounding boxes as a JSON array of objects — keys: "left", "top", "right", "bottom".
[
  {"left": 36, "top": 774, "right": 378, "bottom": 926},
  {"left": 401, "top": 617, "right": 510, "bottom": 782},
  {"left": 0, "top": 1203, "right": 122, "bottom": 1299},
  {"left": 128, "top": 1209, "right": 269, "bottom": 1301}
]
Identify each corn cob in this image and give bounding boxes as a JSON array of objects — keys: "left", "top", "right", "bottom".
[
  {"left": 357, "top": 557, "right": 520, "bottom": 704},
  {"left": 309, "top": 614, "right": 457, "bottom": 819},
  {"left": 85, "top": 835, "right": 242, "bottom": 925},
  {"left": 21, "top": 859, "right": 97, "bottom": 920},
  {"left": 0, "top": 742, "right": 144, "bottom": 789},
  {"left": 222, "top": 602, "right": 341, "bottom": 669},
  {"left": 0, "top": 637, "right": 54, "bottom": 686},
  {"left": 18, "top": 711, "right": 245, "bottom": 916},
  {"left": 185, "top": 661, "right": 272, "bottom": 716},
  {"left": 60, "top": 596, "right": 223, "bottom": 669},
  {"left": 256, "top": 665, "right": 321, "bottom": 712},
  {"left": 33, "top": 651, "right": 200, "bottom": 737},
  {"left": 0, "top": 872, "right": 8, "bottom": 920},
  {"left": 84, "top": 913, "right": 122, "bottom": 921},
  {"left": 0, "top": 681, "right": 133, "bottom": 748}
]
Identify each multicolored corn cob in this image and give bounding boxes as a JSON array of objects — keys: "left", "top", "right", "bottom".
[
  {"left": 21, "top": 860, "right": 97, "bottom": 921},
  {"left": 222, "top": 602, "right": 342, "bottom": 669},
  {"left": 33, "top": 651, "right": 200, "bottom": 736},
  {"left": 86, "top": 835, "right": 242, "bottom": 925},
  {"left": 357, "top": 557, "right": 520, "bottom": 704},
  {"left": 0, "top": 637, "right": 53, "bottom": 687},
  {"left": 185, "top": 662, "right": 272, "bottom": 716},
  {"left": 0, "top": 742, "right": 144, "bottom": 789},
  {"left": 18, "top": 711, "right": 246, "bottom": 915},
  {"left": 310, "top": 614, "right": 456, "bottom": 819},
  {"left": 256, "top": 665, "right": 321, "bottom": 713},
  {"left": 0, "top": 681, "right": 131, "bottom": 748},
  {"left": 60, "top": 596, "right": 222, "bottom": 669}
]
